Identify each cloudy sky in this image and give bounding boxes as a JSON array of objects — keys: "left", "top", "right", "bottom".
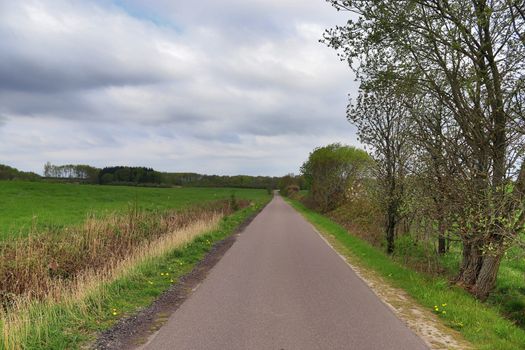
[{"left": 0, "top": 0, "right": 359, "bottom": 176}]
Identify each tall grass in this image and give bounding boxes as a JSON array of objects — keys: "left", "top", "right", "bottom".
[
  {"left": 0, "top": 200, "right": 246, "bottom": 303},
  {"left": 1, "top": 217, "right": 221, "bottom": 349},
  {"left": 0, "top": 199, "right": 251, "bottom": 349}
]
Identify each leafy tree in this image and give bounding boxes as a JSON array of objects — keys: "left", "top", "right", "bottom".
[
  {"left": 324, "top": 0, "right": 525, "bottom": 299},
  {"left": 278, "top": 174, "right": 303, "bottom": 196},
  {"left": 0, "top": 164, "right": 40, "bottom": 181},
  {"left": 100, "top": 173, "right": 114, "bottom": 185},
  {"left": 348, "top": 89, "right": 413, "bottom": 253},
  {"left": 301, "top": 143, "right": 371, "bottom": 213}
]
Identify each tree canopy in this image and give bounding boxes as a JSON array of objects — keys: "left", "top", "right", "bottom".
[
  {"left": 301, "top": 143, "right": 371, "bottom": 212},
  {"left": 324, "top": 0, "right": 525, "bottom": 299}
]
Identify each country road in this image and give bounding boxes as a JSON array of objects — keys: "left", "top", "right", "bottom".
[{"left": 139, "top": 195, "right": 429, "bottom": 350}]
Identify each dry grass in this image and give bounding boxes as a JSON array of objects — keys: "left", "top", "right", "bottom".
[
  {"left": 0, "top": 200, "right": 246, "bottom": 303},
  {"left": 0, "top": 198, "right": 250, "bottom": 349},
  {"left": 1, "top": 217, "right": 221, "bottom": 349}
]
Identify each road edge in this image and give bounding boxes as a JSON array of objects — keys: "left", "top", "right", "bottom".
[
  {"left": 285, "top": 198, "right": 473, "bottom": 350},
  {"left": 93, "top": 199, "right": 271, "bottom": 350}
]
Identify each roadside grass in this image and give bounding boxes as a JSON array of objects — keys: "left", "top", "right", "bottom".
[
  {"left": 490, "top": 250, "right": 525, "bottom": 328},
  {"left": 1, "top": 199, "right": 268, "bottom": 350},
  {"left": 439, "top": 244, "right": 525, "bottom": 329},
  {"left": 0, "top": 200, "right": 238, "bottom": 305},
  {"left": 288, "top": 199, "right": 525, "bottom": 350},
  {"left": 0, "top": 181, "right": 268, "bottom": 239}
]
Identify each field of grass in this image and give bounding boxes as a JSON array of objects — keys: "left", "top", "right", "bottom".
[
  {"left": 0, "top": 181, "right": 268, "bottom": 239},
  {"left": 288, "top": 199, "right": 525, "bottom": 350},
  {"left": 1, "top": 200, "right": 269, "bottom": 349}
]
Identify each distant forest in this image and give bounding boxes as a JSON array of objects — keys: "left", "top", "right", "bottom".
[{"left": 37, "top": 162, "right": 282, "bottom": 189}]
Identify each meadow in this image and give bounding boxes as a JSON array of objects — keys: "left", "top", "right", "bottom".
[
  {"left": 0, "top": 181, "right": 267, "bottom": 239},
  {"left": 0, "top": 180, "right": 270, "bottom": 349}
]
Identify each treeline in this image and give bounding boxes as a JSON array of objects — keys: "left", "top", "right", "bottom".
[
  {"left": 43, "top": 162, "right": 99, "bottom": 183},
  {"left": 320, "top": 0, "right": 525, "bottom": 300},
  {"left": 0, "top": 164, "right": 40, "bottom": 181},
  {"left": 161, "top": 173, "right": 280, "bottom": 189},
  {"left": 40, "top": 163, "right": 280, "bottom": 189},
  {"left": 3, "top": 162, "right": 284, "bottom": 190},
  {"left": 99, "top": 166, "right": 162, "bottom": 185}
]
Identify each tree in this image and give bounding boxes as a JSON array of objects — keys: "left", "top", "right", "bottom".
[
  {"left": 100, "top": 173, "right": 114, "bottom": 184},
  {"left": 43, "top": 162, "right": 52, "bottom": 177},
  {"left": 278, "top": 174, "right": 303, "bottom": 196},
  {"left": 407, "top": 96, "right": 462, "bottom": 254},
  {"left": 348, "top": 89, "right": 413, "bottom": 254},
  {"left": 324, "top": 0, "right": 525, "bottom": 299},
  {"left": 0, "top": 164, "right": 40, "bottom": 181},
  {"left": 301, "top": 143, "right": 371, "bottom": 213}
]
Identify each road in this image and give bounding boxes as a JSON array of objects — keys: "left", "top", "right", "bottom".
[{"left": 140, "top": 195, "right": 428, "bottom": 350}]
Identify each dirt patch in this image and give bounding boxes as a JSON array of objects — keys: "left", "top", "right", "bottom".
[
  {"left": 92, "top": 206, "right": 264, "bottom": 350},
  {"left": 317, "top": 232, "right": 474, "bottom": 350}
]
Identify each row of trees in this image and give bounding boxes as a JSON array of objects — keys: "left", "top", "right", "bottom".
[
  {"left": 162, "top": 173, "right": 281, "bottom": 189},
  {"left": 43, "top": 162, "right": 100, "bottom": 183},
  {"left": 98, "top": 166, "right": 162, "bottom": 185},
  {"left": 41, "top": 163, "right": 280, "bottom": 189},
  {"left": 0, "top": 164, "right": 40, "bottom": 181},
  {"left": 323, "top": 0, "right": 525, "bottom": 299}
]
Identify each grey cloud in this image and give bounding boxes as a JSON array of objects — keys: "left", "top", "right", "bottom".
[
  {"left": 0, "top": 55, "right": 173, "bottom": 93},
  {"left": 0, "top": 0, "right": 358, "bottom": 176},
  {"left": 0, "top": 1, "right": 192, "bottom": 94}
]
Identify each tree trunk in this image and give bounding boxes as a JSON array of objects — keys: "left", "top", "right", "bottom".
[
  {"left": 438, "top": 235, "right": 446, "bottom": 255},
  {"left": 437, "top": 210, "right": 447, "bottom": 255},
  {"left": 386, "top": 209, "right": 396, "bottom": 254},
  {"left": 456, "top": 240, "right": 483, "bottom": 287},
  {"left": 472, "top": 253, "right": 503, "bottom": 300}
]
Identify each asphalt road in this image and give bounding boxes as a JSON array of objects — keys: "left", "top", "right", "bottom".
[{"left": 140, "top": 196, "right": 428, "bottom": 350}]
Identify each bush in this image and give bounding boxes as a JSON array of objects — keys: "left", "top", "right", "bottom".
[{"left": 301, "top": 144, "right": 372, "bottom": 212}]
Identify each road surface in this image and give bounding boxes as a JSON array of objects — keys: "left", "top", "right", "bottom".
[{"left": 140, "top": 196, "right": 428, "bottom": 350}]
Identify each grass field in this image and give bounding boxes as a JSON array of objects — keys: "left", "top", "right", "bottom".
[
  {"left": 0, "top": 181, "right": 268, "bottom": 239},
  {"left": 2, "top": 200, "right": 269, "bottom": 349},
  {"left": 288, "top": 198, "right": 525, "bottom": 350},
  {"left": 0, "top": 180, "right": 271, "bottom": 349}
]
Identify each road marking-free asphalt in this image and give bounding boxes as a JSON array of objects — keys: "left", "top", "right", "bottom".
[{"left": 140, "top": 196, "right": 429, "bottom": 350}]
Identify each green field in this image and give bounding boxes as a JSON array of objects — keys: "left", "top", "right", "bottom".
[{"left": 0, "top": 181, "right": 268, "bottom": 239}]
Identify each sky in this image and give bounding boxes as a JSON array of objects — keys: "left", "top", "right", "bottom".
[{"left": 0, "top": 0, "right": 359, "bottom": 176}]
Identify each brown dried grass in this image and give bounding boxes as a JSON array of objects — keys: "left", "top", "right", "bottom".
[
  {"left": 0, "top": 199, "right": 248, "bottom": 306},
  {"left": 0, "top": 198, "right": 250, "bottom": 349}
]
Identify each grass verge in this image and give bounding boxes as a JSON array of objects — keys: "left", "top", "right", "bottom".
[
  {"left": 1, "top": 199, "right": 269, "bottom": 350},
  {"left": 287, "top": 199, "right": 525, "bottom": 350}
]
